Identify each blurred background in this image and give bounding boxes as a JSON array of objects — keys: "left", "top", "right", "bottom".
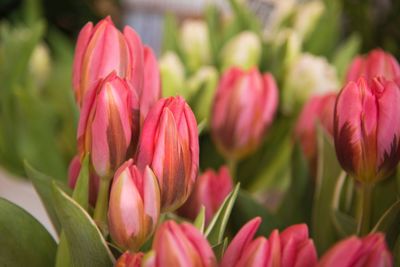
[{"left": 0, "top": 0, "right": 400, "bottom": 237}]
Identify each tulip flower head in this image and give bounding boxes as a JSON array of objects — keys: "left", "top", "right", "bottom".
[
  {"left": 212, "top": 67, "right": 278, "bottom": 160},
  {"left": 221, "top": 217, "right": 318, "bottom": 267},
  {"left": 334, "top": 77, "right": 400, "bottom": 183},
  {"left": 295, "top": 93, "right": 336, "bottom": 168},
  {"left": 108, "top": 160, "right": 160, "bottom": 251},
  {"left": 143, "top": 220, "right": 217, "bottom": 267},
  {"left": 178, "top": 166, "right": 233, "bottom": 224},
  {"left": 346, "top": 49, "right": 400, "bottom": 85},
  {"left": 73, "top": 16, "right": 144, "bottom": 105},
  {"left": 77, "top": 72, "right": 140, "bottom": 179},
  {"left": 115, "top": 251, "right": 143, "bottom": 267},
  {"left": 136, "top": 96, "right": 199, "bottom": 212},
  {"left": 318, "top": 233, "right": 392, "bottom": 267}
]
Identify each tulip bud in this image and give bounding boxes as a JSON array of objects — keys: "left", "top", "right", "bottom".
[
  {"left": 283, "top": 53, "right": 339, "bottom": 114},
  {"left": 334, "top": 77, "right": 400, "bottom": 183},
  {"left": 319, "top": 233, "right": 392, "bottom": 267},
  {"left": 68, "top": 155, "right": 100, "bottom": 206},
  {"left": 179, "top": 19, "right": 211, "bottom": 72},
  {"left": 211, "top": 67, "right": 278, "bottom": 160},
  {"left": 346, "top": 48, "right": 400, "bottom": 85},
  {"left": 221, "top": 218, "right": 317, "bottom": 267},
  {"left": 115, "top": 251, "right": 143, "bottom": 267},
  {"left": 29, "top": 42, "right": 51, "bottom": 89},
  {"left": 143, "top": 220, "right": 217, "bottom": 267},
  {"left": 77, "top": 72, "right": 140, "bottom": 179},
  {"left": 186, "top": 66, "right": 218, "bottom": 122},
  {"left": 73, "top": 16, "right": 144, "bottom": 105},
  {"left": 178, "top": 166, "right": 233, "bottom": 224},
  {"left": 220, "top": 31, "right": 261, "bottom": 71},
  {"left": 140, "top": 46, "right": 161, "bottom": 123},
  {"left": 159, "top": 51, "right": 185, "bottom": 97},
  {"left": 295, "top": 93, "right": 336, "bottom": 169},
  {"left": 136, "top": 96, "right": 199, "bottom": 211},
  {"left": 108, "top": 160, "right": 160, "bottom": 251}
]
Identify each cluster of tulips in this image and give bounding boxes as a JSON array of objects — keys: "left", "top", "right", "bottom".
[{"left": 65, "top": 15, "right": 400, "bottom": 267}]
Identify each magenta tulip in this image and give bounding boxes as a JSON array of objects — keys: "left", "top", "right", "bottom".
[
  {"left": 143, "top": 220, "right": 217, "bottom": 267},
  {"left": 67, "top": 155, "right": 100, "bottom": 206},
  {"left": 136, "top": 96, "right": 199, "bottom": 212},
  {"left": 295, "top": 93, "right": 336, "bottom": 168},
  {"left": 115, "top": 251, "right": 143, "bottom": 267},
  {"left": 211, "top": 67, "right": 278, "bottom": 160},
  {"left": 73, "top": 16, "right": 144, "bottom": 105},
  {"left": 77, "top": 72, "right": 140, "bottom": 179},
  {"left": 346, "top": 49, "right": 400, "bottom": 85},
  {"left": 334, "top": 77, "right": 400, "bottom": 183},
  {"left": 108, "top": 160, "right": 160, "bottom": 251},
  {"left": 139, "top": 46, "right": 161, "bottom": 123},
  {"left": 318, "top": 233, "right": 392, "bottom": 267},
  {"left": 221, "top": 217, "right": 318, "bottom": 267},
  {"left": 178, "top": 166, "right": 233, "bottom": 224}
]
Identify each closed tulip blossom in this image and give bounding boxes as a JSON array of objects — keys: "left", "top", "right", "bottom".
[
  {"left": 143, "top": 220, "right": 217, "bottom": 267},
  {"left": 212, "top": 67, "right": 278, "bottom": 161},
  {"left": 136, "top": 96, "right": 199, "bottom": 212},
  {"left": 108, "top": 160, "right": 160, "bottom": 251},
  {"left": 73, "top": 16, "right": 144, "bottom": 105},
  {"left": 221, "top": 217, "right": 318, "bottom": 267},
  {"left": 115, "top": 251, "right": 143, "bottom": 267},
  {"left": 139, "top": 46, "right": 161, "bottom": 123},
  {"left": 346, "top": 49, "right": 400, "bottom": 85},
  {"left": 295, "top": 93, "right": 336, "bottom": 169},
  {"left": 334, "top": 77, "right": 400, "bottom": 183},
  {"left": 178, "top": 166, "right": 233, "bottom": 224},
  {"left": 318, "top": 233, "right": 392, "bottom": 267},
  {"left": 77, "top": 72, "right": 139, "bottom": 179}
]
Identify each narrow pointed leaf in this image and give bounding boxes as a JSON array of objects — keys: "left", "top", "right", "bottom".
[
  {"left": 0, "top": 198, "right": 56, "bottom": 266},
  {"left": 52, "top": 183, "right": 114, "bottom": 267},
  {"left": 332, "top": 210, "right": 357, "bottom": 237},
  {"left": 194, "top": 206, "right": 206, "bottom": 233}
]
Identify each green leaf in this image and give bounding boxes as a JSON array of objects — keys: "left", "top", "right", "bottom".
[
  {"left": 212, "top": 237, "right": 228, "bottom": 261},
  {"left": 312, "top": 128, "right": 341, "bottom": 253},
  {"left": 162, "top": 13, "right": 180, "bottom": 55},
  {"left": 372, "top": 199, "right": 400, "bottom": 233},
  {"left": 205, "top": 183, "right": 240, "bottom": 245},
  {"left": 0, "top": 198, "right": 56, "bottom": 266},
  {"left": 72, "top": 154, "right": 90, "bottom": 210},
  {"left": 194, "top": 206, "right": 206, "bottom": 233},
  {"left": 332, "top": 210, "right": 357, "bottom": 237},
  {"left": 25, "top": 161, "right": 62, "bottom": 234},
  {"left": 56, "top": 155, "right": 90, "bottom": 267},
  {"left": 52, "top": 183, "right": 114, "bottom": 267},
  {"left": 332, "top": 34, "right": 361, "bottom": 82},
  {"left": 277, "top": 143, "right": 313, "bottom": 227},
  {"left": 394, "top": 235, "right": 400, "bottom": 266},
  {"left": 231, "top": 189, "right": 279, "bottom": 236}
]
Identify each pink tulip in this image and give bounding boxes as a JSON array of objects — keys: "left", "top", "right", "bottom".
[
  {"left": 318, "top": 233, "right": 392, "bottom": 267},
  {"left": 334, "top": 77, "right": 400, "bottom": 183},
  {"left": 346, "top": 49, "right": 400, "bottom": 85},
  {"left": 143, "top": 220, "right": 217, "bottom": 267},
  {"left": 77, "top": 72, "right": 140, "bottom": 179},
  {"left": 221, "top": 217, "right": 318, "bottom": 267},
  {"left": 67, "top": 155, "right": 100, "bottom": 206},
  {"left": 136, "top": 96, "right": 199, "bottom": 212},
  {"left": 295, "top": 93, "right": 336, "bottom": 167},
  {"left": 73, "top": 16, "right": 144, "bottom": 105},
  {"left": 178, "top": 166, "right": 233, "bottom": 224},
  {"left": 108, "top": 159, "right": 160, "bottom": 251},
  {"left": 115, "top": 251, "right": 143, "bottom": 267},
  {"left": 211, "top": 67, "right": 278, "bottom": 160},
  {"left": 139, "top": 46, "right": 161, "bottom": 123}
]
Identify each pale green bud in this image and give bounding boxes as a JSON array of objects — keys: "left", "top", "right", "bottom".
[
  {"left": 293, "top": 1, "right": 324, "bottom": 40},
  {"left": 159, "top": 52, "right": 185, "bottom": 97},
  {"left": 29, "top": 42, "right": 51, "bottom": 88}
]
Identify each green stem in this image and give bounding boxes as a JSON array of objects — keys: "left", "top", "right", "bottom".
[
  {"left": 358, "top": 183, "right": 373, "bottom": 236},
  {"left": 93, "top": 177, "right": 111, "bottom": 235},
  {"left": 227, "top": 158, "right": 237, "bottom": 181}
]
